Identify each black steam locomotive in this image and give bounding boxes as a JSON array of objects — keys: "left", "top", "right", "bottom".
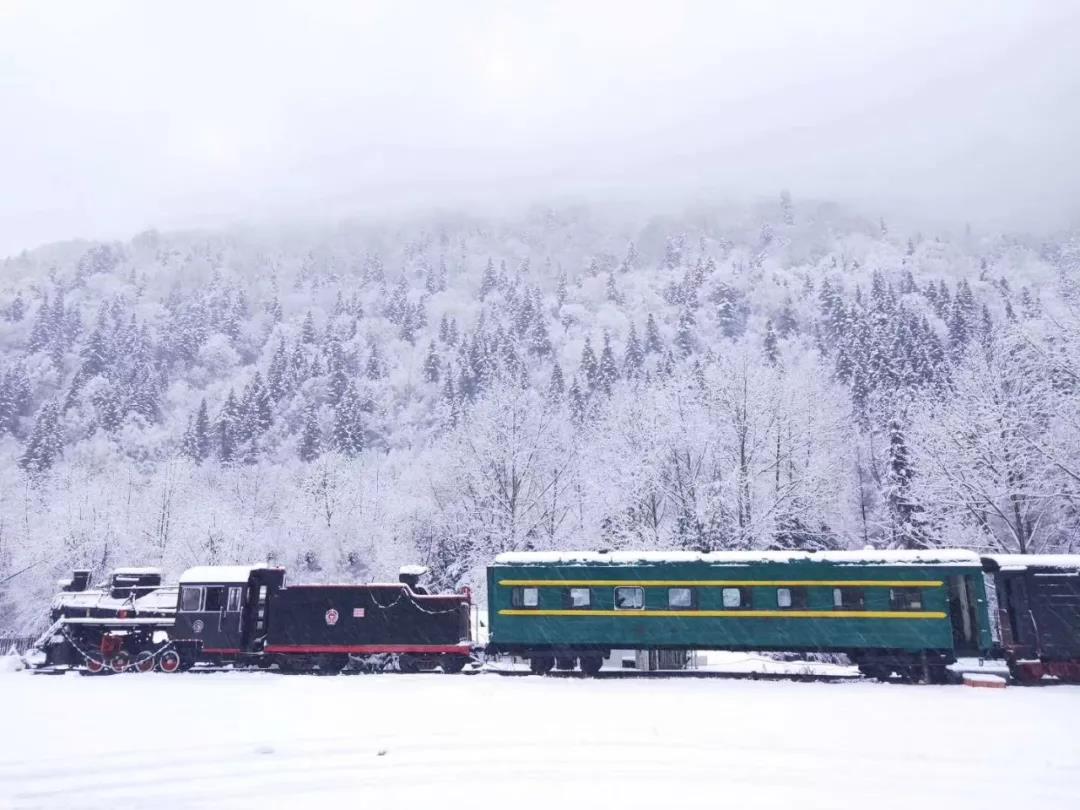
[{"left": 35, "top": 563, "right": 473, "bottom": 674}]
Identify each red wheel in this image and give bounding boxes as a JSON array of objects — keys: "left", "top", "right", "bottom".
[
  {"left": 134, "top": 652, "right": 156, "bottom": 673},
  {"left": 158, "top": 649, "right": 181, "bottom": 673},
  {"left": 85, "top": 655, "right": 106, "bottom": 674},
  {"left": 110, "top": 652, "right": 132, "bottom": 673}
]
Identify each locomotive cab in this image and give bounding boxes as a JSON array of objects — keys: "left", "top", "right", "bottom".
[{"left": 175, "top": 565, "right": 285, "bottom": 659}]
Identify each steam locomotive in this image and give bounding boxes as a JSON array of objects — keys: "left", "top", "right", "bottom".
[{"left": 34, "top": 563, "right": 473, "bottom": 674}]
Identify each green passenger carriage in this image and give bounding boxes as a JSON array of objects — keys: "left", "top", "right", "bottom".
[{"left": 486, "top": 550, "right": 993, "bottom": 681}]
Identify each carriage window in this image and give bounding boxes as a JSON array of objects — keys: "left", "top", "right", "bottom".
[
  {"left": 668, "top": 587, "right": 694, "bottom": 608},
  {"left": 179, "top": 586, "right": 202, "bottom": 612},
  {"left": 227, "top": 586, "right": 242, "bottom": 612},
  {"left": 833, "top": 587, "right": 865, "bottom": 610},
  {"left": 567, "top": 587, "right": 591, "bottom": 608},
  {"left": 889, "top": 589, "right": 923, "bottom": 610},
  {"left": 512, "top": 587, "right": 539, "bottom": 608},
  {"left": 776, "top": 587, "right": 808, "bottom": 609},
  {"left": 204, "top": 586, "right": 226, "bottom": 612},
  {"left": 722, "top": 587, "right": 751, "bottom": 608},
  {"left": 614, "top": 586, "right": 644, "bottom": 610}
]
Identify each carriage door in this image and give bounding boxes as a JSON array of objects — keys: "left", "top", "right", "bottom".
[
  {"left": 947, "top": 575, "right": 979, "bottom": 655},
  {"left": 197, "top": 584, "right": 244, "bottom": 653}
]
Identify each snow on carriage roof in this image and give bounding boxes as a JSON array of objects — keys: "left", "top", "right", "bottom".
[
  {"left": 981, "top": 554, "right": 1080, "bottom": 571},
  {"left": 493, "top": 549, "right": 983, "bottom": 567},
  {"left": 178, "top": 565, "right": 269, "bottom": 584}
]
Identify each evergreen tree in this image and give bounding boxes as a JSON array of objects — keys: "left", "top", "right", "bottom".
[
  {"left": 28, "top": 293, "right": 53, "bottom": 352},
  {"left": 623, "top": 322, "right": 644, "bottom": 375},
  {"left": 547, "top": 363, "right": 565, "bottom": 400},
  {"left": 529, "top": 315, "right": 553, "bottom": 357},
  {"left": 568, "top": 377, "right": 586, "bottom": 423},
  {"left": 267, "top": 338, "right": 290, "bottom": 401},
  {"left": 644, "top": 313, "right": 663, "bottom": 354},
  {"left": 424, "top": 341, "right": 441, "bottom": 383},
  {"left": 216, "top": 390, "right": 240, "bottom": 464},
  {"left": 301, "top": 311, "right": 317, "bottom": 344},
  {"left": 480, "top": 258, "right": 498, "bottom": 299},
  {"left": 19, "top": 400, "right": 62, "bottom": 475},
  {"left": 884, "top": 417, "right": 928, "bottom": 547},
  {"left": 7, "top": 291, "right": 25, "bottom": 322},
  {"left": 779, "top": 189, "right": 794, "bottom": 225},
  {"left": 763, "top": 319, "right": 779, "bottom": 365},
  {"left": 605, "top": 273, "right": 621, "bottom": 304},
  {"left": 326, "top": 340, "right": 348, "bottom": 406},
  {"left": 365, "top": 343, "right": 385, "bottom": 379},
  {"left": 298, "top": 405, "right": 322, "bottom": 462},
  {"left": 182, "top": 399, "right": 211, "bottom": 462},
  {"left": 580, "top": 336, "right": 599, "bottom": 389},
  {"left": 556, "top": 268, "right": 568, "bottom": 308},
  {"left": 596, "top": 331, "right": 619, "bottom": 395},
  {"left": 676, "top": 306, "right": 696, "bottom": 356},
  {"left": 331, "top": 383, "right": 365, "bottom": 457}
]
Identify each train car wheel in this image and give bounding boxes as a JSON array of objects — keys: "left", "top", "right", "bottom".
[
  {"left": 579, "top": 655, "right": 603, "bottom": 676},
  {"left": 134, "top": 652, "right": 156, "bottom": 673},
  {"left": 158, "top": 650, "right": 181, "bottom": 673},
  {"left": 529, "top": 656, "right": 554, "bottom": 675},
  {"left": 397, "top": 654, "right": 420, "bottom": 674},
  {"left": 316, "top": 655, "right": 348, "bottom": 674},
  {"left": 440, "top": 655, "right": 467, "bottom": 674},
  {"left": 555, "top": 656, "right": 577, "bottom": 671}
]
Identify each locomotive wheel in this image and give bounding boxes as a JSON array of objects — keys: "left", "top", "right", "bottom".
[
  {"left": 529, "top": 656, "right": 555, "bottom": 675},
  {"left": 158, "top": 649, "right": 182, "bottom": 673},
  {"left": 555, "top": 656, "right": 577, "bottom": 671},
  {"left": 83, "top": 655, "right": 107, "bottom": 675},
  {"left": 397, "top": 654, "right": 420, "bottom": 674},
  {"left": 134, "top": 652, "right": 156, "bottom": 673},
  {"left": 440, "top": 655, "right": 467, "bottom": 674},
  {"left": 579, "top": 655, "right": 603, "bottom": 676},
  {"left": 110, "top": 652, "right": 132, "bottom": 673}
]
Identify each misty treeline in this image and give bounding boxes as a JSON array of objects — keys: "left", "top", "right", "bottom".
[{"left": 1, "top": 200, "right": 1079, "bottom": 631}]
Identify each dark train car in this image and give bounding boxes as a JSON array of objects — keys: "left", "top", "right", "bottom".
[
  {"left": 982, "top": 554, "right": 1080, "bottom": 683},
  {"left": 264, "top": 579, "right": 473, "bottom": 672},
  {"left": 172, "top": 564, "right": 473, "bottom": 672}
]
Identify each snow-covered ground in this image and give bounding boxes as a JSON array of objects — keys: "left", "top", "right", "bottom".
[{"left": 2, "top": 669, "right": 1077, "bottom": 809}]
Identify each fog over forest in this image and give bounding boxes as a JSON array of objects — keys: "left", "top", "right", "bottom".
[{"left": 1, "top": 3, "right": 1079, "bottom": 632}]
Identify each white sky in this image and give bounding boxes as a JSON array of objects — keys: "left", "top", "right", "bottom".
[{"left": 1, "top": 1, "right": 1078, "bottom": 255}]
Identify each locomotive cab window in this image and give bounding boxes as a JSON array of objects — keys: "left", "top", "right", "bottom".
[
  {"left": 179, "top": 586, "right": 202, "bottom": 612},
  {"left": 227, "top": 586, "right": 242, "bottom": 612},
  {"left": 777, "top": 587, "right": 808, "bottom": 609},
  {"left": 614, "top": 586, "right": 644, "bottom": 610},
  {"left": 566, "top": 587, "right": 591, "bottom": 608},
  {"left": 512, "top": 587, "right": 539, "bottom": 608},
  {"left": 204, "top": 586, "right": 226, "bottom": 612},
  {"left": 889, "top": 588, "right": 924, "bottom": 611},
  {"left": 833, "top": 587, "right": 865, "bottom": 610},
  {"left": 722, "top": 587, "right": 751, "bottom": 609},
  {"left": 667, "top": 587, "right": 695, "bottom": 609}
]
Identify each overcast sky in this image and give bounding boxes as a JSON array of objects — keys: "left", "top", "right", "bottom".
[{"left": 1, "top": 1, "right": 1078, "bottom": 256}]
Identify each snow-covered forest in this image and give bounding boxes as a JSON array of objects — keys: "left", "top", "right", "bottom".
[{"left": 2, "top": 198, "right": 1079, "bottom": 632}]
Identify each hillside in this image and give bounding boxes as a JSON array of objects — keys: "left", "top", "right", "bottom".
[{"left": 1, "top": 198, "right": 1078, "bottom": 632}]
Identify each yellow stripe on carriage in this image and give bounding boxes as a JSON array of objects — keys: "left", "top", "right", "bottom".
[
  {"left": 497, "top": 579, "right": 943, "bottom": 588},
  {"left": 498, "top": 609, "right": 948, "bottom": 619}
]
